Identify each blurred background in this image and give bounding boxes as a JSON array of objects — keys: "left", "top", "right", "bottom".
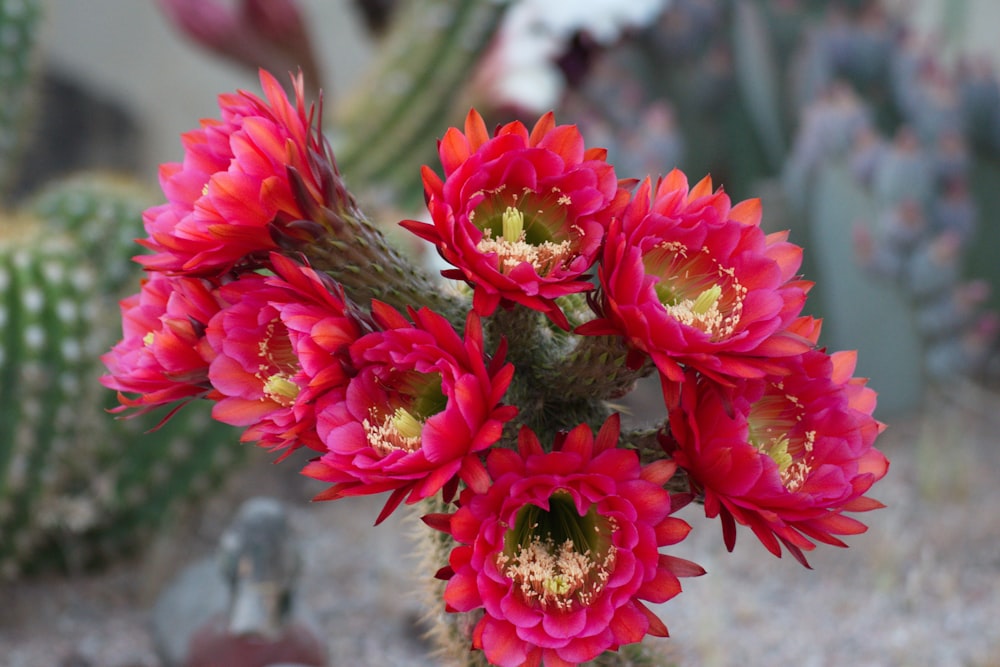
[{"left": 1, "top": 1, "right": 999, "bottom": 665}]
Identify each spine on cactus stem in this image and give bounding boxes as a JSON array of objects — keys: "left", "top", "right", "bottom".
[
  {"left": 481, "top": 305, "right": 616, "bottom": 445},
  {"left": 28, "top": 174, "right": 158, "bottom": 294},
  {"left": 411, "top": 497, "right": 491, "bottom": 667},
  {"left": 0, "top": 220, "right": 105, "bottom": 576}
]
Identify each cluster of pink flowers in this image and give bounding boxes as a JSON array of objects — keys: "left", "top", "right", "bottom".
[{"left": 103, "top": 71, "right": 888, "bottom": 666}]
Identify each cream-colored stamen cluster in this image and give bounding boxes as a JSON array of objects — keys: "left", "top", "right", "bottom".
[
  {"left": 363, "top": 406, "right": 424, "bottom": 456},
  {"left": 257, "top": 319, "right": 301, "bottom": 406},
  {"left": 497, "top": 533, "right": 617, "bottom": 611},
  {"left": 780, "top": 429, "right": 816, "bottom": 492},
  {"left": 476, "top": 206, "right": 574, "bottom": 276},
  {"left": 750, "top": 391, "right": 816, "bottom": 492},
  {"left": 655, "top": 244, "right": 746, "bottom": 341}
]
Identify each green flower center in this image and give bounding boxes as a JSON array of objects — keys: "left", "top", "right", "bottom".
[
  {"left": 263, "top": 374, "right": 300, "bottom": 404},
  {"left": 499, "top": 491, "right": 617, "bottom": 611},
  {"left": 644, "top": 241, "right": 745, "bottom": 340}
]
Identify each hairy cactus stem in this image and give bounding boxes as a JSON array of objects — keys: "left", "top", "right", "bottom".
[
  {"left": 302, "top": 216, "right": 468, "bottom": 326},
  {"left": 544, "top": 333, "right": 655, "bottom": 402},
  {"left": 410, "top": 496, "right": 489, "bottom": 667}
]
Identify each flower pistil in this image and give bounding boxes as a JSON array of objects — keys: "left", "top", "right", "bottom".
[
  {"left": 255, "top": 320, "right": 300, "bottom": 406},
  {"left": 364, "top": 407, "right": 425, "bottom": 455}
]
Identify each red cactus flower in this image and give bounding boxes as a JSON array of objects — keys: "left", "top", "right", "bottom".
[
  {"left": 401, "top": 109, "right": 628, "bottom": 329},
  {"left": 302, "top": 303, "right": 517, "bottom": 523},
  {"left": 205, "top": 254, "right": 364, "bottom": 452},
  {"left": 139, "top": 69, "right": 339, "bottom": 276},
  {"left": 430, "top": 416, "right": 703, "bottom": 666},
  {"left": 665, "top": 349, "right": 889, "bottom": 567},
  {"left": 579, "top": 171, "right": 813, "bottom": 385},
  {"left": 101, "top": 273, "right": 223, "bottom": 417}
]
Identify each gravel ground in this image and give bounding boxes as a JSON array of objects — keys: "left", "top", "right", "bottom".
[{"left": 1, "top": 383, "right": 998, "bottom": 667}]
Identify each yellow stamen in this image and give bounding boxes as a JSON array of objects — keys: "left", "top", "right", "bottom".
[
  {"left": 750, "top": 391, "right": 816, "bottom": 492},
  {"left": 364, "top": 407, "right": 424, "bottom": 456},
  {"left": 142, "top": 332, "right": 155, "bottom": 346},
  {"left": 476, "top": 228, "right": 574, "bottom": 276}
]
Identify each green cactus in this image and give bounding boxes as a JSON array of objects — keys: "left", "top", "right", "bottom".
[
  {"left": 804, "top": 163, "right": 925, "bottom": 414},
  {"left": 584, "top": 0, "right": 1000, "bottom": 412},
  {"left": 0, "top": 0, "right": 43, "bottom": 197},
  {"left": 0, "top": 178, "right": 246, "bottom": 578},
  {"left": 333, "top": 0, "right": 507, "bottom": 210},
  {"left": 0, "top": 0, "right": 250, "bottom": 580},
  {"left": 30, "top": 173, "right": 156, "bottom": 293}
]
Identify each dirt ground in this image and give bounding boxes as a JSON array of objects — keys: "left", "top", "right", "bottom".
[{"left": 1, "top": 381, "right": 998, "bottom": 667}]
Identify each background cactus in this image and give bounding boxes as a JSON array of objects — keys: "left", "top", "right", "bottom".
[
  {"left": 545, "top": 0, "right": 1000, "bottom": 414},
  {"left": 332, "top": 0, "right": 506, "bottom": 211},
  {"left": 0, "top": 176, "right": 246, "bottom": 579},
  {"left": 0, "top": 0, "right": 252, "bottom": 579},
  {"left": 0, "top": 0, "right": 43, "bottom": 197},
  {"left": 0, "top": 0, "right": 510, "bottom": 581}
]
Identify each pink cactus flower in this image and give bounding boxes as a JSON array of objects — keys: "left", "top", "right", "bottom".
[
  {"left": 429, "top": 416, "right": 703, "bottom": 666},
  {"left": 205, "top": 254, "right": 364, "bottom": 453},
  {"left": 101, "top": 273, "right": 223, "bottom": 417},
  {"left": 579, "top": 170, "right": 814, "bottom": 386},
  {"left": 303, "top": 303, "right": 517, "bottom": 523},
  {"left": 665, "top": 348, "right": 889, "bottom": 567},
  {"left": 139, "top": 69, "right": 335, "bottom": 277},
  {"left": 401, "top": 109, "right": 628, "bottom": 329}
]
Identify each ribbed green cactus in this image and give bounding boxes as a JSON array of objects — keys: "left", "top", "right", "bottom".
[
  {"left": 333, "top": 0, "right": 506, "bottom": 210},
  {"left": 0, "top": 0, "right": 42, "bottom": 196},
  {"left": 30, "top": 174, "right": 157, "bottom": 293},
  {"left": 0, "top": 0, "right": 253, "bottom": 579},
  {"left": 0, "top": 177, "right": 245, "bottom": 578},
  {"left": 804, "top": 163, "right": 925, "bottom": 413}
]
